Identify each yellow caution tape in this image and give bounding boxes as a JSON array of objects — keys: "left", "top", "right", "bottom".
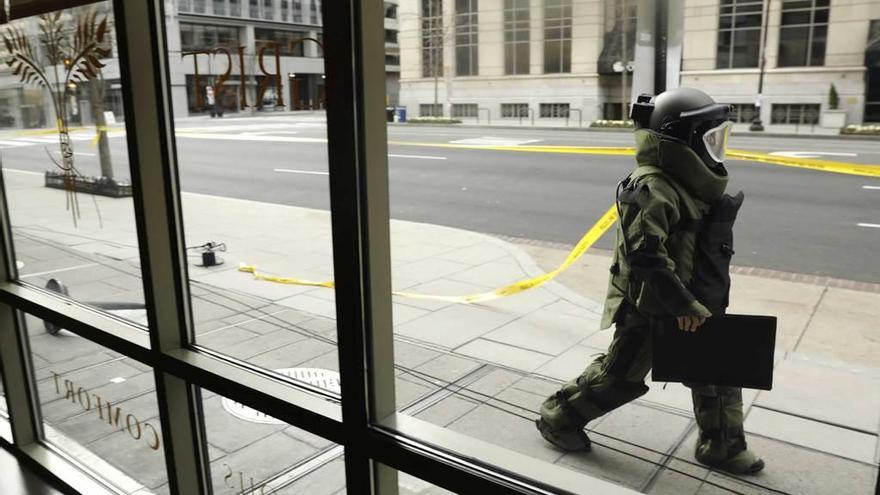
[
  {"left": 237, "top": 265, "right": 335, "bottom": 289},
  {"left": 390, "top": 141, "right": 637, "bottom": 156},
  {"left": 726, "top": 149, "right": 880, "bottom": 178},
  {"left": 239, "top": 204, "right": 619, "bottom": 304},
  {"left": 392, "top": 141, "right": 880, "bottom": 178}
]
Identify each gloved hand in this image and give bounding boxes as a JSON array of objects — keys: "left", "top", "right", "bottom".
[{"left": 676, "top": 315, "right": 706, "bottom": 332}]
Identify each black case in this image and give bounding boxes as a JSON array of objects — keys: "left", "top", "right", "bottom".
[{"left": 651, "top": 314, "right": 777, "bottom": 390}]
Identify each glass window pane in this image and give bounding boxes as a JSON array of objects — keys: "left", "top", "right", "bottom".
[
  {"left": 778, "top": 26, "right": 809, "bottom": 66},
  {"left": 0, "top": 2, "right": 147, "bottom": 328},
  {"left": 717, "top": 30, "right": 732, "bottom": 68},
  {"left": 810, "top": 25, "right": 827, "bottom": 66},
  {"left": 27, "top": 312, "right": 168, "bottom": 492},
  {"left": 202, "top": 388, "right": 341, "bottom": 494},
  {"left": 731, "top": 28, "right": 761, "bottom": 67},
  {"left": 164, "top": 1, "right": 339, "bottom": 375},
  {"left": 781, "top": 10, "right": 811, "bottom": 25}
]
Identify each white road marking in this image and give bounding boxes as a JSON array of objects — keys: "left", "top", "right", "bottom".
[
  {"left": 110, "top": 377, "right": 126, "bottom": 384},
  {"left": 177, "top": 131, "right": 327, "bottom": 144},
  {"left": 19, "top": 262, "right": 99, "bottom": 279},
  {"left": 52, "top": 150, "right": 96, "bottom": 157},
  {"left": 389, "top": 154, "right": 447, "bottom": 160},
  {"left": 0, "top": 140, "right": 32, "bottom": 148},
  {"left": 449, "top": 136, "right": 542, "bottom": 146},
  {"left": 857, "top": 223, "right": 880, "bottom": 229},
  {"left": 273, "top": 168, "right": 329, "bottom": 175},
  {"left": 770, "top": 151, "right": 858, "bottom": 159},
  {"left": 2, "top": 168, "right": 43, "bottom": 176},
  {"left": 862, "top": 185, "right": 880, "bottom": 190}
]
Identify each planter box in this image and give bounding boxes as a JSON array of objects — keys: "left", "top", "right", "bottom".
[
  {"left": 44, "top": 171, "right": 132, "bottom": 198},
  {"left": 821, "top": 110, "right": 847, "bottom": 129}
]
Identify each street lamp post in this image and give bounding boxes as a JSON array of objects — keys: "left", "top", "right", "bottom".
[{"left": 750, "top": 0, "right": 771, "bottom": 131}]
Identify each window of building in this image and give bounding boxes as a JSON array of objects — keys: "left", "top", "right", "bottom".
[
  {"left": 770, "top": 103, "right": 820, "bottom": 124},
  {"left": 311, "top": 0, "right": 321, "bottom": 24},
  {"left": 262, "top": 0, "right": 273, "bottom": 19},
  {"left": 778, "top": 0, "right": 829, "bottom": 67},
  {"left": 293, "top": 0, "right": 302, "bottom": 21},
  {"left": 254, "top": 28, "right": 316, "bottom": 56},
  {"left": 386, "top": 54, "right": 401, "bottom": 65},
  {"left": 420, "top": 103, "right": 443, "bottom": 117},
  {"left": 193, "top": 0, "right": 207, "bottom": 13},
  {"left": 249, "top": 0, "right": 258, "bottom": 17},
  {"left": 385, "top": 2, "right": 398, "bottom": 19},
  {"left": 504, "top": 0, "right": 530, "bottom": 74},
  {"left": 540, "top": 102, "right": 569, "bottom": 118},
  {"left": 865, "top": 20, "right": 880, "bottom": 122},
  {"left": 597, "top": 0, "right": 636, "bottom": 74},
  {"left": 230, "top": 0, "right": 241, "bottom": 16},
  {"left": 501, "top": 103, "right": 529, "bottom": 117},
  {"left": 717, "top": 0, "right": 763, "bottom": 68},
  {"left": 602, "top": 101, "right": 630, "bottom": 120},
  {"left": 385, "top": 29, "right": 398, "bottom": 44},
  {"left": 456, "top": 0, "right": 479, "bottom": 76},
  {"left": 451, "top": 103, "right": 478, "bottom": 117},
  {"left": 544, "top": 0, "right": 572, "bottom": 73},
  {"left": 180, "top": 23, "right": 241, "bottom": 52},
  {"left": 213, "top": 0, "right": 226, "bottom": 15},
  {"left": 728, "top": 103, "right": 759, "bottom": 123},
  {"left": 281, "top": 0, "right": 289, "bottom": 21},
  {"left": 179, "top": 0, "right": 192, "bottom": 12},
  {"left": 422, "top": 0, "right": 444, "bottom": 78}
]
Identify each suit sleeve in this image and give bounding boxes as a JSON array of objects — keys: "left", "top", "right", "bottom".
[{"left": 619, "top": 177, "right": 711, "bottom": 317}]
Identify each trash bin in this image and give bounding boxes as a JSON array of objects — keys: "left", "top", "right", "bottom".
[
  {"left": 395, "top": 107, "right": 407, "bottom": 123},
  {"left": 386, "top": 107, "right": 395, "bottom": 123}
]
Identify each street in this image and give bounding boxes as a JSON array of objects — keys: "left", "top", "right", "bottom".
[{"left": 0, "top": 115, "right": 878, "bottom": 283}]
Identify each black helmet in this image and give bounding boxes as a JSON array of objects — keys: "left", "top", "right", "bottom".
[{"left": 630, "top": 87, "right": 732, "bottom": 171}]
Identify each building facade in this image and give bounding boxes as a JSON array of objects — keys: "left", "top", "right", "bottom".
[
  {"left": 0, "top": 0, "right": 402, "bottom": 127},
  {"left": 398, "top": 0, "right": 880, "bottom": 130}
]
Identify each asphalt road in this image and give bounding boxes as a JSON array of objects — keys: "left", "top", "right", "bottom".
[{"left": 1, "top": 116, "right": 878, "bottom": 283}]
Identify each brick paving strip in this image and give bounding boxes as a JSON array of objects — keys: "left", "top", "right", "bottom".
[{"left": 2, "top": 169, "right": 878, "bottom": 495}]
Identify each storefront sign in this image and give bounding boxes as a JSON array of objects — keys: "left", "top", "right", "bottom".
[
  {"left": 51, "top": 371, "right": 161, "bottom": 451},
  {"left": 183, "top": 37, "right": 321, "bottom": 111}
]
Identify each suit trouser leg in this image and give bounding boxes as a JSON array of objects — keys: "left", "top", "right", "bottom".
[
  {"left": 540, "top": 312, "right": 651, "bottom": 431},
  {"left": 689, "top": 385, "right": 750, "bottom": 463}
]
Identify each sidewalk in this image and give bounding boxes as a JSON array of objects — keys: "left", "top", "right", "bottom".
[{"left": 2, "top": 169, "right": 878, "bottom": 495}]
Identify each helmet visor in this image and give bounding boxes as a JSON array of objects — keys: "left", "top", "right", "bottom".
[{"left": 702, "top": 120, "right": 733, "bottom": 163}]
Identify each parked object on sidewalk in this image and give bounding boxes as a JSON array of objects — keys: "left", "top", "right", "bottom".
[
  {"left": 538, "top": 87, "right": 766, "bottom": 476},
  {"left": 43, "top": 278, "right": 146, "bottom": 335},
  {"left": 187, "top": 241, "right": 226, "bottom": 267}
]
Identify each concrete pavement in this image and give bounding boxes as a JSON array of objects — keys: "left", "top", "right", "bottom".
[{"left": 0, "top": 168, "right": 878, "bottom": 494}]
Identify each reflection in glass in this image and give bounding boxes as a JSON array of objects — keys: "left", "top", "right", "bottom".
[
  {"left": 27, "top": 312, "right": 168, "bottom": 493},
  {"left": 0, "top": 2, "right": 147, "bottom": 328},
  {"left": 165, "top": 4, "right": 338, "bottom": 376},
  {"left": 202, "top": 388, "right": 341, "bottom": 494}
]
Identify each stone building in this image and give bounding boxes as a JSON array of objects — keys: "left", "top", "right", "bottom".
[{"left": 397, "top": 0, "right": 880, "bottom": 130}]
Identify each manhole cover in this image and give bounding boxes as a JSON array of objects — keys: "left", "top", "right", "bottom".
[{"left": 221, "top": 368, "right": 340, "bottom": 424}]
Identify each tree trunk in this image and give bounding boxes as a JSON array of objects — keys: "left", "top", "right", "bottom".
[{"left": 89, "top": 78, "right": 113, "bottom": 180}]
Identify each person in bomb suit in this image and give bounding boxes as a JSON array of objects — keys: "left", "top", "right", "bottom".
[{"left": 536, "top": 87, "right": 764, "bottom": 475}]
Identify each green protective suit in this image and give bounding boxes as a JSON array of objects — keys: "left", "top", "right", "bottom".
[{"left": 539, "top": 129, "right": 761, "bottom": 472}]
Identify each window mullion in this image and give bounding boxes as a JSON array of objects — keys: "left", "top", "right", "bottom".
[
  {"left": 113, "top": 1, "right": 209, "bottom": 494},
  {"left": 322, "top": 0, "right": 397, "bottom": 493},
  {"left": 0, "top": 121, "right": 41, "bottom": 447}
]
